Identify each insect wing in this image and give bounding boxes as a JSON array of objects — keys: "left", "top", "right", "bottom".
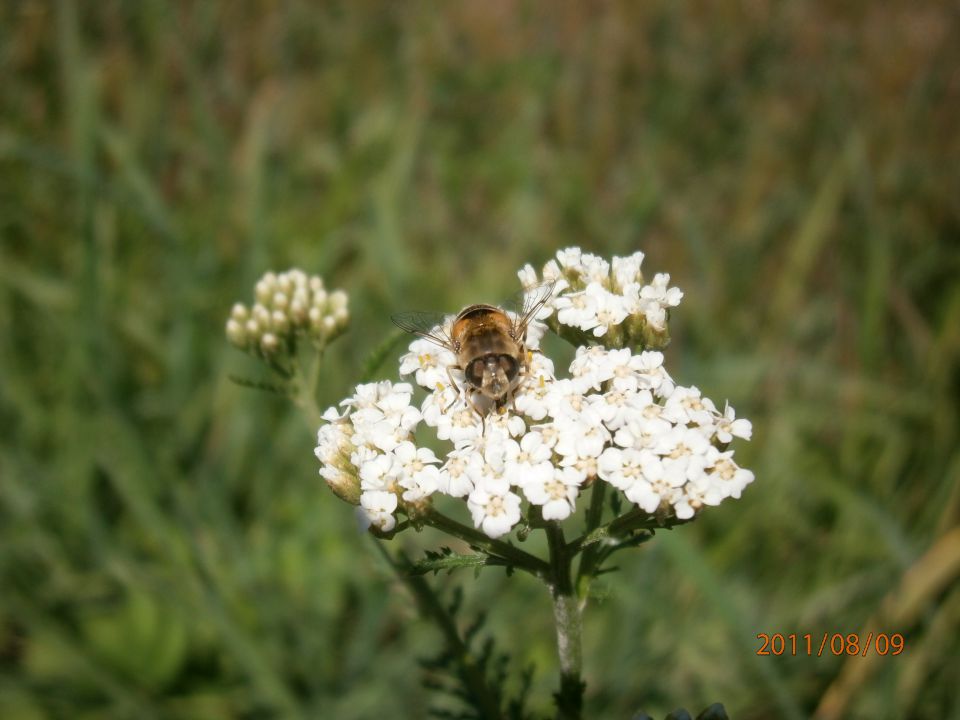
[
  {"left": 390, "top": 311, "right": 455, "bottom": 351},
  {"left": 511, "top": 280, "right": 557, "bottom": 335}
]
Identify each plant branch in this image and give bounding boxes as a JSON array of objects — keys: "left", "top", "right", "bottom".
[
  {"left": 423, "top": 507, "right": 550, "bottom": 580},
  {"left": 566, "top": 506, "right": 663, "bottom": 556},
  {"left": 372, "top": 542, "right": 504, "bottom": 720}
]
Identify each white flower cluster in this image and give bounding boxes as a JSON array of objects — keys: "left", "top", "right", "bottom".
[
  {"left": 316, "top": 306, "right": 753, "bottom": 538},
  {"left": 226, "top": 269, "right": 349, "bottom": 355},
  {"left": 519, "top": 248, "right": 683, "bottom": 347}
]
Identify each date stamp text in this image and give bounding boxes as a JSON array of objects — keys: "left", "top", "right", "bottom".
[{"left": 756, "top": 632, "right": 905, "bottom": 657}]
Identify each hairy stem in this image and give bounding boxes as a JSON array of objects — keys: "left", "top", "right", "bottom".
[{"left": 546, "top": 523, "right": 584, "bottom": 720}]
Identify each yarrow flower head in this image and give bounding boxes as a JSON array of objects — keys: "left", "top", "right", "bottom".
[
  {"left": 519, "top": 247, "right": 683, "bottom": 349},
  {"left": 226, "top": 268, "right": 349, "bottom": 358},
  {"left": 315, "top": 249, "right": 755, "bottom": 539}
]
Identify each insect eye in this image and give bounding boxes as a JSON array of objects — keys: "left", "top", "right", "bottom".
[
  {"left": 499, "top": 355, "right": 519, "bottom": 381},
  {"left": 466, "top": 359, "right": 485, "bottom": 386}
]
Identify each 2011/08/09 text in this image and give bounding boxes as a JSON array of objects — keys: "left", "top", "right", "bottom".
[{"left": 756, "top": 632, "right": 904, "bottom": 657}]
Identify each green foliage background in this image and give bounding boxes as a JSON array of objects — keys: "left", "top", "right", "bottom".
[{"left": 2, "top": 2, "right": 959, "bottom": 718}]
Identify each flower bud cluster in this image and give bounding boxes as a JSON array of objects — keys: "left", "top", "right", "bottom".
[
  {"left": 315, "top": 250, "right": 754, "bottom": 538},
  {"left": 225, "top": 269, "right": 349, "bottom": 356},
  {"left": 518, "top": 247, "right": 683, "bottom": 349}
]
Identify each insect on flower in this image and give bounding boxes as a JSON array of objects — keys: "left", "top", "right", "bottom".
[{"left": 391, "top": 282, "right": 556, "bottom": 418}]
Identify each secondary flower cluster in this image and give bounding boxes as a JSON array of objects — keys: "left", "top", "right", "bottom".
[
  {"left": 315, "top": 258, "right": 753, "bottom": 538},
  {"left": 519, "top": 248, "right": 682, "bottom": 349},
  {"left": 225, "top": 269, "right": 348, "bottom": 356}
]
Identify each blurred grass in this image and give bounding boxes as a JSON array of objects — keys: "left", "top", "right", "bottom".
[{"left": 1, "top": 1, "right": 959, "bottom": 718}]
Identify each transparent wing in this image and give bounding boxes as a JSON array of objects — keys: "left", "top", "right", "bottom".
[
  {"left": 390, "top": 311, "right": 455, "bottom": 351},
  {"left": 509, "top": 280, "right": 557, "bottom": 335}
]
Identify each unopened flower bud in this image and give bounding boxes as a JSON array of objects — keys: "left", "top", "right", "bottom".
[
  {"left": 272, "top": 292, "right": 289, "bottom": 310},
  {"left": 271, "top": 310, "right": 289, "bottom": 332},
  {"left": 324, "top": 469, "right": 361, "bottom": 505},
  {"left": 309, "top": 275, "right": 324, "bottom": 293},
  {"left": 288, "top": 269, "right": 307, "bottom": 287},
  {"left": 289, "top": 298, "right": 307, "bottom": 324},
  {"left": 308, "top": 306, "right": 323, "bottom": 329},
  {"left": 312, "top": 288, "right": 328, "bottom": 308},
  {"left": 225, "top": 318, "right": 246, "bottom": 346},
  {"left": 261, "top": 332, "right": 280, "bottom": 353},
  {"left": 329, "top": 289, "right": 348, "bottom": 311},
  {"left": 252, "top": 303, "right": 270, "bottom": 326},
  {"left": 230, "top": 303, "right": 249, "bottom": 321},
  {"left": 255, "top": 274, "right": 275, "bottom": 303}
]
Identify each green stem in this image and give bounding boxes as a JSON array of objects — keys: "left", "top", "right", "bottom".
[
  {"left": 293, "top": 348, "right": 324, "bottom": 429},
  {"left": 423, "top": 508, "right": 550, "bottom": 579},
  {"left": 546, "top": 523, "right": 584, "bottom": 720},
  {"left": 575, "top": 481, "right": 607, "bottom": 601},
  {"left": 566, "top": 506, "right": 656, "bottom": 557},
  {"left": 373, "top": 543, "right": 503, "bottom": 720}
]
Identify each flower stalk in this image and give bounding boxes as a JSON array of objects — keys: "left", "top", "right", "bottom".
[
  {"left": 293, "top": 348, "right": 324, "bottom": 430},
  {"left": 552, "top": 593, "right": 584, "bottom": 720},
  {"left": 547, "top": 522, "right": 585, "bottom": 720}
]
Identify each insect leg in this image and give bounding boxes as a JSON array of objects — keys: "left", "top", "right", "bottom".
[
  {"left": 445, "top": 366, "right": 464, "bottom": 413},
  {"left": 508, "top": 348, "right": 538, "bottom": 415}
]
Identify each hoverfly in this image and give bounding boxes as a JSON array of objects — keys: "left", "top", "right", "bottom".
[{"left": 391, "top": 282, "right": 556, "bottom": 418}]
